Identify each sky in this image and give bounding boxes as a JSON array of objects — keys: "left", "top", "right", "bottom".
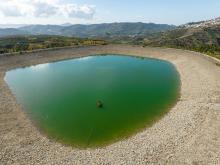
[{"left": 0, "top": 0, "right": 220, "bottom": 25}]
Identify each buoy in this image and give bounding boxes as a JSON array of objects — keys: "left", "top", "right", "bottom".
[{"left": 96, "top": 100, "right": 103, "bottom": 108}]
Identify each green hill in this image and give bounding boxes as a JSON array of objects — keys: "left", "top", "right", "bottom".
[
  {"left": 143, "top": 18, "right": 220, "bottom": 59},
  {"left": 0, "top": 28, "right": 29, "bottom": 37},
  {"left": 3, "top": 23, "right": 174, "bottom": 38},
  {"left": 0, "top": 36, "right": 107, "bottom": 54}
]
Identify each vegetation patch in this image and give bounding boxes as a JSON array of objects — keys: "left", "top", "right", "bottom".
[
  {"left": 0, "top": 35, "right": 107, "bottom": 54},
  {"left": 142, "top": 25, "right": 220, "bottom": 59}
]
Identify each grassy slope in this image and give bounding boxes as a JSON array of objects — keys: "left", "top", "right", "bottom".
[
  {"left": 143, "top": 25, "right": 220, "bottom": 59},
  {"left": 18, "top": 23, "right": 175, "bottom": 38},
  {"left": 0, "top": 35, "right": 107, "bottom": 54},
  {"left": 1, "top": 22, "right": 220, "bottom": 61}
]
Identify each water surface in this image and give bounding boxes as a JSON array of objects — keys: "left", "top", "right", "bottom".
[{"left": 5, "top": 55, "right": 179, "bottom": 148}]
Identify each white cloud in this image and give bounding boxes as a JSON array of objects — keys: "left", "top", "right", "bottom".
[
  {"left": 0, "top": 0, "right": 34, "bottom": 17},
  {"left": 33, "top": 1, "right": 58, "bottom": 17},
  {"left": 0, "top": 5, "right": 23, "bottom": 17},
  {"left": 0, "top": 0, "right": 96, "bottom": 20},
  {"left": 61, "top": 4, "right": 95, "bottom": 19}
]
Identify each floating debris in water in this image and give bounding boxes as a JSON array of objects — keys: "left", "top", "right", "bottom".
[{"left": 96, "top": 100, "right": 103, "bottom": 108}]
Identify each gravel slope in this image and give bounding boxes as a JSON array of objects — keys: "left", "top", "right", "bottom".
[{"left": 0, "top": 45, "right": 220, "bottom": 164}]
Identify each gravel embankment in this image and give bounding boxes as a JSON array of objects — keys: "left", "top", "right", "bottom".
[{"left": 0, "top": 45, "right": 220, "bottom": 164}]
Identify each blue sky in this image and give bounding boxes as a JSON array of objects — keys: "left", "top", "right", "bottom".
[{"left": 0, "top": 0, "right": 220, "bottom": 25}]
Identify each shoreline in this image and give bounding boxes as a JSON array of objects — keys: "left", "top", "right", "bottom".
[{"left": 0, "top": 45, "right": 220, "bottom": 164}]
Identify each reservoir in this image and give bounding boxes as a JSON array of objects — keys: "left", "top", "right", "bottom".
[{"left": 5, "top": 54, "right": 180, "bottom": 148}]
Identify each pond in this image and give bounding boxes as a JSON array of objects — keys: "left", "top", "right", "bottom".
[{"left": 5, "top": 54, "right": 180, "bottom": 148}]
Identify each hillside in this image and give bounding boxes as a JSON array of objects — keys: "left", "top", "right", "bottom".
[
  {"left": 143, "top": 17, "right": 220, "bottom": 59},
  {"left": 0, "top": 23, "right": 175, "bottom": 38},
  {"left": 57, "top": 23, "right": 175, "bottom": 38},
  {"left": 1, "top": 18, "right": 220, "bottom": 59},
  {"left": 0, "top": 36, "right": 107, "bottom": 54},
  {"left": 0, "top": 28, "right": 29, "bottom": 37}
]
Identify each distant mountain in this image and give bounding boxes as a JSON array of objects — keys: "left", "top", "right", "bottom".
[
  {"left": 0, "top": 24, "right": 28, "bottom": 29},
  {"left": 143, "top": 17, "right": 220, "bottom": 59},
  {"left": 19, "top": 25, "right": 64, "bottom": 36},
  {"left": 181, "top": 17, "right": 220, "bottom": 28},
  {"left": 0, "top": 28, "right": 29, "bottom": 37},
  {"left": 14, "top": 22, "right": 175, "bottom": 38},
  {"left": 59, "top": 23, "right": 175, "bottom": 38},
  {"left": 60, "top": 23, "right": 73, "bottom": 27}
]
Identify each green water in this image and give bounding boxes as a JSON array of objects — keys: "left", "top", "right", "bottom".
[{"left": 5, "top": 55, "right": 179, "bottom": 148}]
